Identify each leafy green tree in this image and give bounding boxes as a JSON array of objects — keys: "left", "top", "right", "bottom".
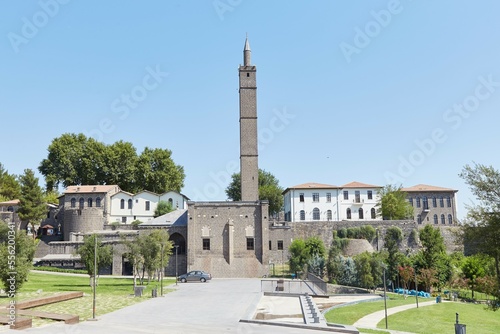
[
  {"left": 43, "top": 191, "right": 60, "bottom": 204},
  {"left": 288, "top": 239, "right": 308, "bottom": 274},
  {"left": 135, "top": 147, "right": 184, "bottom": 194},
  {"left": 383, "top": 226, "right": 404, "bottom": 286},
  {"left": 305, "top": 236, "right": 326, "bottom": 259},
  {"left": 0, "top": 221, "right": 36, "bottom": 292},
  {"left": 0, "top": 163, "right": 21, "bottom": 201},
  {"left": 459, "top": 162, "right": 500, "bottom": 310},
  {"left": 398, "top": 265, "right": 415, "bottom": 293},
  {"left": 104, "top": 140, "right": 138, "bottom": 192},
  {"left": 225, "top": 169, "right": 284, "bottom": 216},
  {"left": 418, "top": 268, "right": 438, "bottom": 293},
  {"left": 77, "top": 234, "right": 113, "bottom": 283},
  {"left": 418, "top": 225, "right": 446, "bottom": 269},
  {"left": 355, "top": 252, "right": 377, "bottom": 291},
  {"left": 462, "top": 255, "right": 487, "bottom": 299},
  {"left": 154, "top": 201, "right": 175, "bottom": 217},
  {"left": 327, "top": 231, "right": 350, "bottom": 283},
  {"left": 17, "top": 169, "right": 46, "bottom": 236},
  {"left": 376, "top": 184, "right": 413, "bottom": 220}
]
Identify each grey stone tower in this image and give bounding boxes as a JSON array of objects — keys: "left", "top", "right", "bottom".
[{"left": 239, "top": 37, "right": 259, "bottom": 201}]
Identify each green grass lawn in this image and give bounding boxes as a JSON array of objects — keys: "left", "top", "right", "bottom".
[
  {"left": 1, "top": 272, "right": 175, "bottom": 327},
  {"left": 382, "top": 301, "right": 499, "bottom": 334}
]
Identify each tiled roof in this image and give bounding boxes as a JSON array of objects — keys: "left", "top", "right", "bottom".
[
  {"left": 341, "top": 181, "right": 381, "bottom": 188},
  {"left": 401, "top": 184, "right": 457, "bottom": 192},
  {"left": 65, "top": 185, "right": 119, "bottom": 194},
  {"left": 0, "top": 199, "right": 20, "bottom": 205},
  {"left": 288, "top": 182, "right": 338, "bottom": 189}
]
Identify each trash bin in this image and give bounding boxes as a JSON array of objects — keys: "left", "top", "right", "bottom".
[
  {"left": 134, "top": 286, "right": 145, "bottom": 297},
  {"left": 436, "top": 295, "right": 442, "bottom": 303},
  {"left": 455, "top": 324, "right": 466, "bottom": 334}
]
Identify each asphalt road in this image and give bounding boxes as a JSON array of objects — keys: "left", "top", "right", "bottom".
[{"left": 21, "top": 279, "right": 320, "bottom": 334}]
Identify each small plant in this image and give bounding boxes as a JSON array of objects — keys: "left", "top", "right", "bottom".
[
  {"left": 131, "top": 220, "right": 143, "bottom": 230},
  {"left": 110, "top": 221, "right": 120, "bottom": 230}
]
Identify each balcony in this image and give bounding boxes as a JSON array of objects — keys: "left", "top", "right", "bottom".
[{"left": 352, "top": 199, "right": 364, "bottom": 205}]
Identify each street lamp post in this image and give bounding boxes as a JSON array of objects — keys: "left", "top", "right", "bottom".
[
  {"left": 175, "top": 245, "right": 179, "bottom": 286},
  {"left": 160, "top": 243, "right": 164, "bottom": 297},
  {"left": 414, "top": 267, "right": 419, "bottom": 308},
  {"left": 383, "top": 268, "right": 388, "bottom": 329},
  {"left": 92, "top": 235, "right": 97, "bottom": 320}
]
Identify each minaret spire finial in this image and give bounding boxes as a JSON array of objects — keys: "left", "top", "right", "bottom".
[{"left": 243, "top": 35, "right": 251, "bottom": 66}]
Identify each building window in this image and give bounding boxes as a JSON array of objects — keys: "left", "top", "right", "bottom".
[
  {"left": 422, "top": 197, "right": 429, "bottom": 210},
  {"left": 343, "top": 191, "right": 349, "bottom": 200},
  {"left": 358, "top": 208, "right": 364, "bottom": 219},
  {"left": 247, "top": 238, "right": 254, "bottom": 250},
  {"left": 433, "top": 214, "right": 438, "bottom": 224},
  {"left": 79, "top": 198, "right": 84, "bottom": 209},
  {"left": 327, "top": 210, "right": 332, "bottom": 221},
  {"left": 346, "top": 208, "right": 351, "bottom": 219},
  {"left": 417, "top": 214, "right": 422, "bottom": 224},
  {"left": 416, "top": 197, "right": 421, "bottom": 208},
  {"left": 441, "top": 214, "right": 445, "bottom": 224},
  {"left": 355, "top": 191, "right": 361, "bottom": 203},
  {"left": 145, "top": 201, "right": 150, "bottom": 211},
  {"left": 88, "top": 198, "right": 93, "bottom": 207},
  {"left": 122, "top": 217, "right": 127, "bottom": 223},
  {"left": 299, "top": 193, "right": 304, "bottom": 202},
  {"left": 440, "top": 196, "right": 444, "bottom": 207},
  {"left": 7, "top": 206, "right": 14, "bottom": 212},
  {"left": 128, "top": 199, "right": 132, "bottom": 209},
  {"left": 446, "top": 196, "right": 451, "bottom": 207},
  {"left": 312, "top": 193, "right": 319, "bottom": 202},
  {"left": 202, "top": 238, "right": 210, "bottom": 250},
  {"left": 120, "top": 199, "right": 125, "bottom": 209},
  {"left": 326, "top": 193, "right": 331, "bottom": 202},
  {"left": 432, "top": 197, "right": 437, "bottom": 208},
  {"left": 312, "top": 208, "right": 320, "bottom": 220},
  {"left": 96, "top": 197, "right": 101, "bottom": 207},
  {"left": 409, "top": 198, "right": 413, "bottom": 206},
  {"left": 277, "top": 240, "right": 283, "bottom": 250},
  {"left": 299, "top": 210, "right": 305, "bottom": 221},
  {"left": 367, "top": 191, "right": 373, "bottom": 200},
  {"left": 448, "top": 214, "right": 453, "bottom": 224},
  {"left": 371, "top": 208, "right": 376, "bottom": 219},
  {"left": 71, "top": 198, "right": 76, "bottom": 208},
  {"left": 168, "top": 198, "right": 173, "bottom": 206},
  {"left": 269, "top": 240, "right": 272, "bottom": 250}
]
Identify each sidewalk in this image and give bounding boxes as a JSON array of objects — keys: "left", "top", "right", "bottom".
[{"left": 353, "top": 300, "right": 437, "bottom": 333}]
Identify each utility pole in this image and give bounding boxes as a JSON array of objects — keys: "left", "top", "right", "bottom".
[
  {"left": 92, "top": 235, "right": 97, "bottom": 320},
  {"left": 175, "top": 245, "right": 179, "bottom": 286},
  {"left": 160, "top": 243, "right": 164, "bottom": 296},
  {"left": 383, "top": 268, "right": 388, "bottom": 329}
]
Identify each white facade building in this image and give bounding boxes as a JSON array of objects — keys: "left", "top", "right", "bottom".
[{"left": 283, "top": 181, "right": 382, "bottom": 222}]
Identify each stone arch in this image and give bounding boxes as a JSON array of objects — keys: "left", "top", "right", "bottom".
[{"left": 169, "top": 232, "right": 186, "bottom": 255}]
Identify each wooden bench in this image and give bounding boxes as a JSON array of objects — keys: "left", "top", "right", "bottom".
[
  {"left": 16, "top": 309, "right": 79, "bottom": 324},
  {"left": 13, "top": 291, "right": 84, "bottom": 310},
  {"left": 0, "top": 314, "right": 32, "bottom": 330}
]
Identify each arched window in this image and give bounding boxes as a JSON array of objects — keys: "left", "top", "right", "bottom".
[
  {"left": 96, "top": 197, "right": 101, "bottom": 207},
  {"left": 128, "top": 199, "right": 133, "bottom": 209},
  {"left": 422, "top": 197, "right": 428, "bottom": 210},
  {"left": 326, "top": 210, "right": 332, "bottom": 221},
  {"left": 371, "top": 208, "right": 376, "bottom": 219},
  {"left": 299, "top": 210, "right": 305, "bottom": 221},
  {"left": 71, "top": 198, "right": 76, "bottom": 208},
  {"left": 312, "top": 208, "right": 320, "bottom": 220},
  {"left": 441, "top": 214, "right": 445, "bottom": 224},
  {"left": 433, "top": 214, "right": 438, "bottom": 224},
  {"left": 440, "top": 196, "right": 444, "bottom": 207},
  {"left": 417, "top": 214, "right": 422, "bottom": 224},
  {"left": 358, "top": 208, "right": 364, "bottom": 219},
  {"left": 79, "top": 198, "right": 84, "bottom": 209},
  {"left": 120, "top": 199, "right": 125, "bottom": 209},
  {"left": 448, "top": 214, "right": 453, "bottom": 224},
  {"left": 409, "top": 198, "right": 413, "bottom": 206},
  {"left": 88, "top": 198, "right": 93, "bottom": 207},
  {"left": 432, "top": 197, "right": 437, "bottom": 207},
  {"left": 346, "top": 208, "right": 351, "bottom": 219},
  {"left": 7, "top": 206, "right": 14, "bottom": 212},
  {"left": 446, "top": 196, "right": 451, "bottom": 207},
  {"left": 169, "top": 233, "right": 186, "bottom": 255},
  {"left": 168, "top": 198, "right": 173, "bottom": 206},
  {"left": 416, "top": 197, "right": 421, "bottom": 208}
]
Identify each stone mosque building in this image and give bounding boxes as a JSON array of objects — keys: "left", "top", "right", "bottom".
[{"left": 33, "top": 38, "right": 460, "bottom": 277}]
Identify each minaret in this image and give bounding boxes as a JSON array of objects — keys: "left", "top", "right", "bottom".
[{"left": 239, "top": 37, "right": 259, "bottom": 201}]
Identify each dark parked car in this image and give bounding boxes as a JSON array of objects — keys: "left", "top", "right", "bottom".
[{"left": 178, "top": 270, "right": 212, "bottom": 283}]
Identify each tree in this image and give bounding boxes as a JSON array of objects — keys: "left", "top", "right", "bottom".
[
  {"left": 17, "top": 169, "right": 46, "bottom": 236},
  {"left": 154, "top": 201, "right": 175, "bottom": 217},
  {"left": 418, "top": 225, "right": 445, "bottom": 269},
  {"left": 383, "top": 226, "right": 404, "bottom": 286},
  {"left": 0, "top": 221, "right": 36, "bottom": 292},
  {"left": 77, "top": 234, "right": 113, "bottom": 283},
  {"left": 399, "top": 266, "right": 415, "bottom": 294},
  {"left": 355, "top": 252, "right": 383, "bottom": 291},
  {"left": 459, "top": 162, "right": 500, "bottom": 309},
  {"left": 376, "top": 184, "right": 413, "bottom": 220},
  {"left": 38, "top": 134, "right": 185, "bottom": 194},
  {"left": 0, "top": 163, "right": 21, "bottom": 201},
  {"left": 418, "top": 268, "right": 438, "bottom": 293},
  {"left": 288, "top": 239, "right": 308, "bottom": 274},
  {"left": 461, "top": 255, "right": 487, "bottom": 299},
  {"left": 225, "top": 169, "right": 284, "bottom": 216}
]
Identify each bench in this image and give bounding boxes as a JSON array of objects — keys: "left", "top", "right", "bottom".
[
  {"left": 0, "top": 315, "right": 32, "bottom": 330},
  {"left": 16, "top": 309, "right": 79, "bottom": 324},
  {"left": 12, "top": 291, "right": 84, "bottom": 310}
]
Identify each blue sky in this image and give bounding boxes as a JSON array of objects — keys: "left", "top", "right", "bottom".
[{"left": 1, "top": 1, "right": 499, "bottom": 220}]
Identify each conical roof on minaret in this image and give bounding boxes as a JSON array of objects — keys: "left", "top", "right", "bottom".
[
  {"left": 244, "top": 36, "right": 251, "bottom": 51},
  {"left": 243, "top": 35, "right": 251, "bottom": 66}
]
